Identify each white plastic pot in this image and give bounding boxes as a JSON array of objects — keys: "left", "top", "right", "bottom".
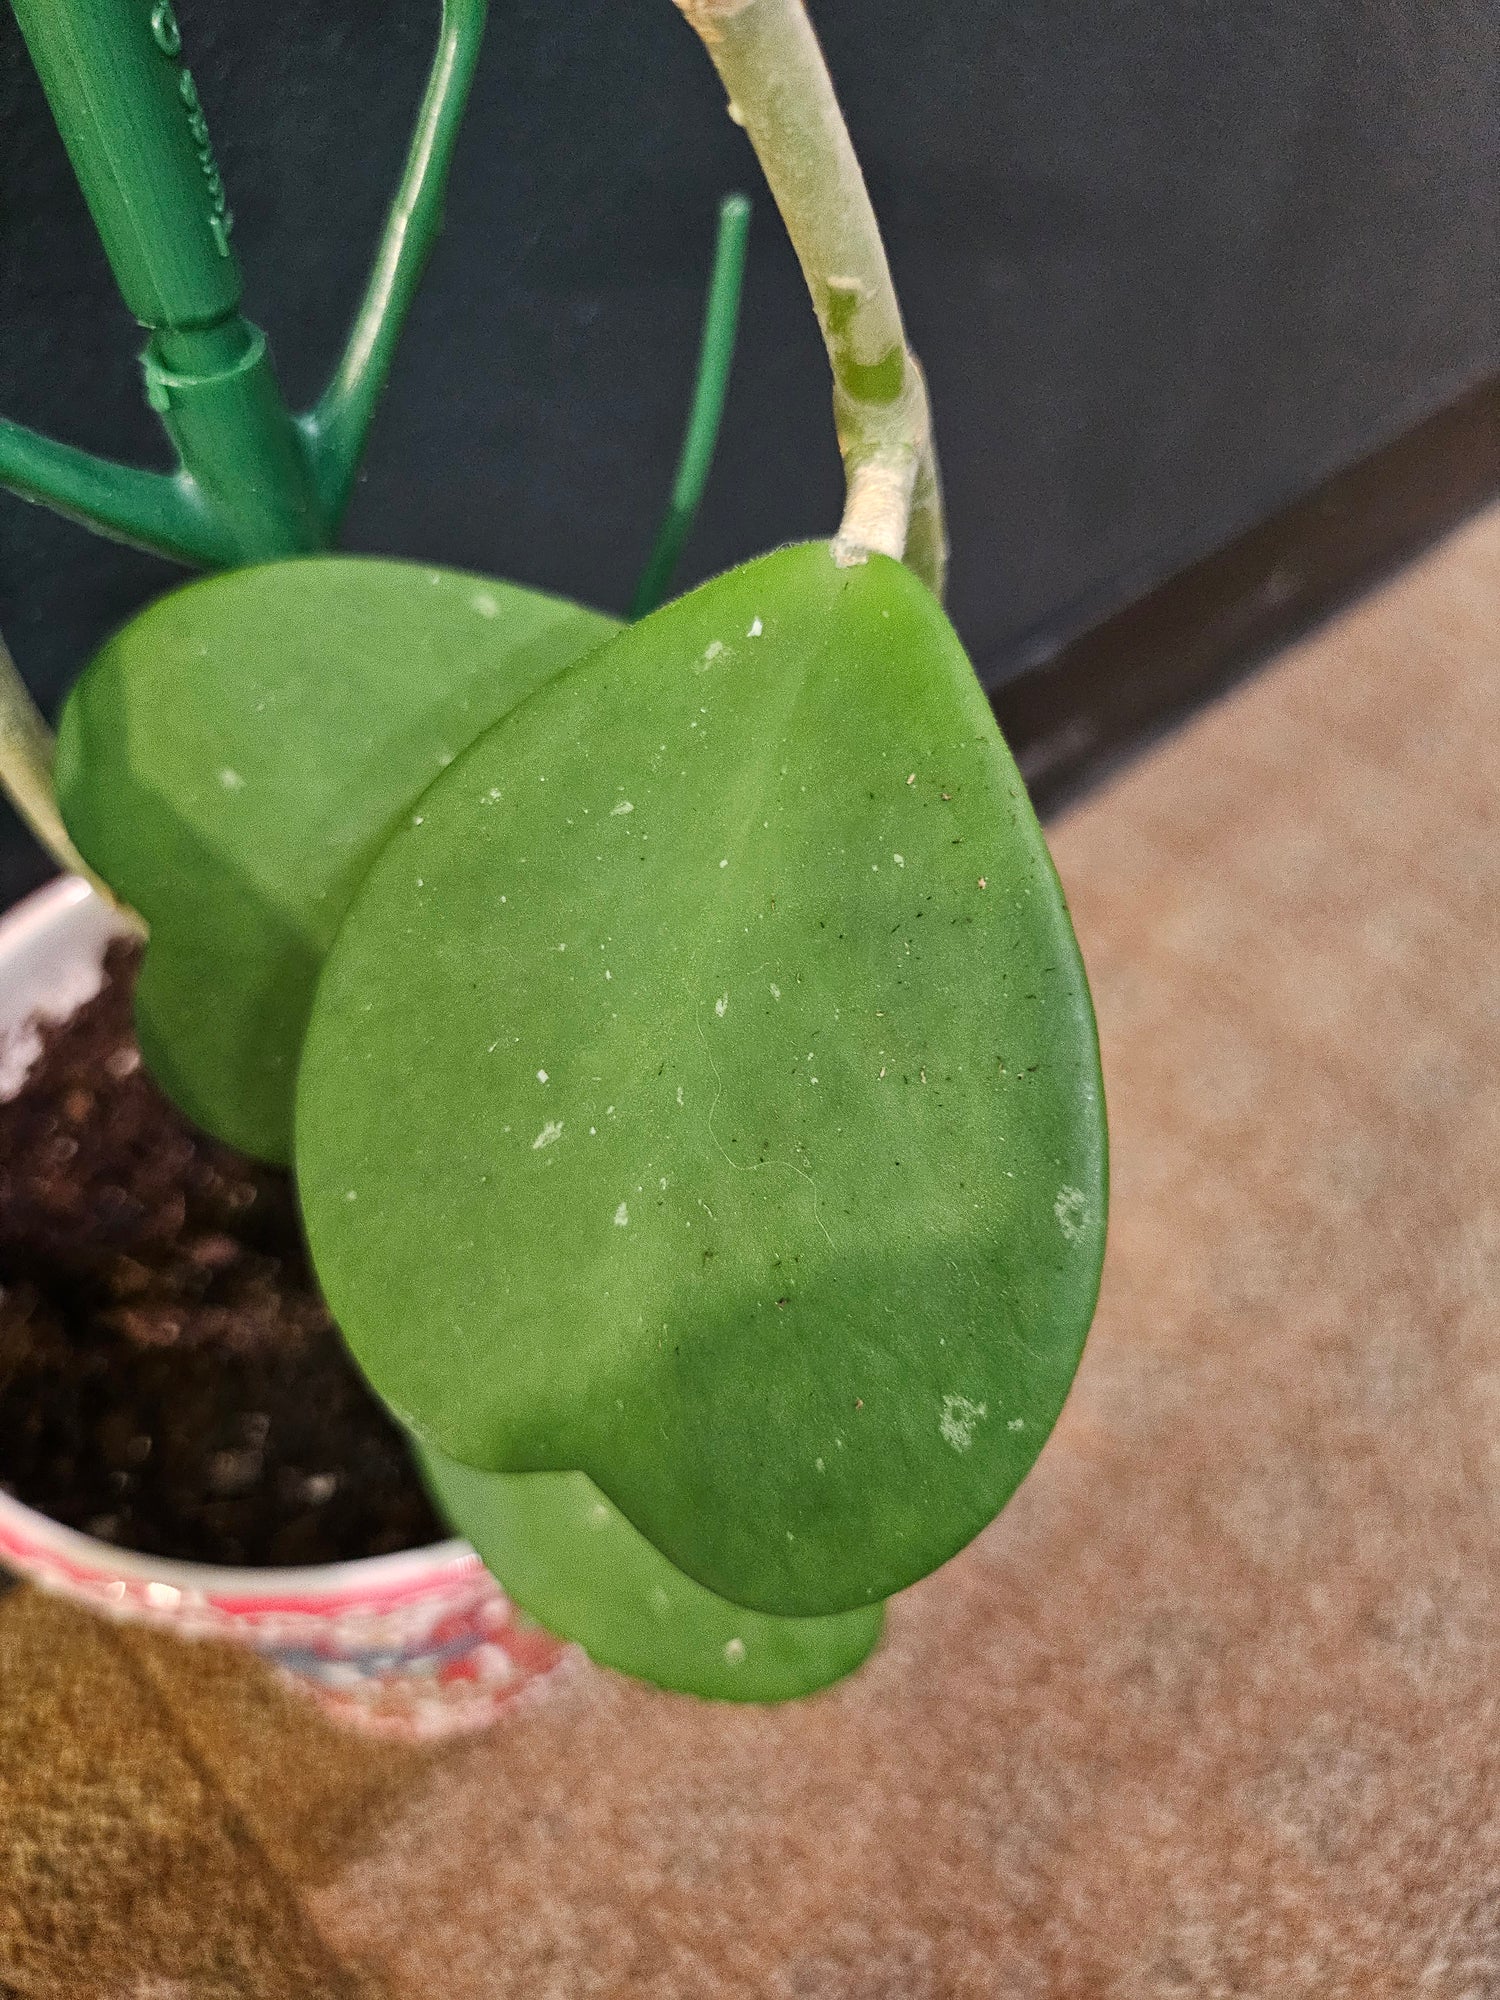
[{"left": 0, "top": 877, "right": 568, "bottom": 1739}]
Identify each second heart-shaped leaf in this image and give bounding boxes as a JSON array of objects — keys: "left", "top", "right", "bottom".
[
  {"left": 417, "top": 1442, "right": 883, "bottom": 1699},
  {"left": 54, "top": 557, "right": 617, "bottom": 1162},
  {"left": 298, "top": 544, "right": 1107, "bottom": 1617}
]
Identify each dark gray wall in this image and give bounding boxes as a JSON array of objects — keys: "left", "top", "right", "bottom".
[{"left": 2, "top": 0, "right": 1496, "bottom": 898}]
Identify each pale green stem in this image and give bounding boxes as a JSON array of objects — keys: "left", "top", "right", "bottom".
[
  {"left": 0, "top": 634, "right": 144, "bottom": 927},
  {"left": 671, "top": 0, "right": 947, "bottom": 596}
]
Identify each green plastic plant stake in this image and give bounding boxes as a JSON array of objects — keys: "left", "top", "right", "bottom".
[
  {"left": 54, "top": 558, "right": 617, "bottom": 1164},
  {"left": 297, "top": 544, "right": 1107, "bottom": 1618},
  {"left": 629, "top": 193, "right": 751, "bottom": 620},
  {"left": 2, "top": 0, "right": 487, "bottom": 564},
  {"left": 417, "top": 1443, "right": 882, "bottom": 1699}
]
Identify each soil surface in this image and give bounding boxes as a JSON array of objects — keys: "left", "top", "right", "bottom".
[{"left": 0, "top": 942, "right": 446, "bottom": 1566}]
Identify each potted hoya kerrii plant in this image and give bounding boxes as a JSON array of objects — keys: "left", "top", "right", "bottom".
[{"left": 0, "top": 0, "right": 1106, "bottom": 1738}]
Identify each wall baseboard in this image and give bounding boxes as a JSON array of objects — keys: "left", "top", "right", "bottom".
[{"left": 992, "top": 374, "right": 1500, "bottom": 816}]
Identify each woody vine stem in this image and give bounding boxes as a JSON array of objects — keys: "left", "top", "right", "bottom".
[
  {"left": 672, "top": 0, "right": 946, "bottom": 596},
  {"left": 0, "top": 632, "right": 138, "bottom": 917}
]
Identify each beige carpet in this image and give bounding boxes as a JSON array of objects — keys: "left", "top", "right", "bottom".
[{"left": 2, "top": 505, "right": 1497, "bottom": 1998}]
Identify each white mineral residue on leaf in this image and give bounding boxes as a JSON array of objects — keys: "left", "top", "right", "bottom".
[
  {"left": 611, "top": 799, "right": 634, "bottom": 815},
  {"left": 411, "top": 813, "right": 424, "bottom": 826},
  {"left": 614, "top": 1202, "right": 629, "bottom": 1227},
  {"left": 893, "top": 854, "right": 905, "bottom": 867},
  {"left": 748, "top": 617, "right": 763, "bottom": 637},
  {"left": 532, "top": 1120, "right": 563, "bottom": 1150},
  {"left": 1008, "top": 1417, "right": 1026, "bottom": 1431},
  {"left": 1054, "top": 1185, "right": 1087, "bottom": 1241},
  {"left": 939, "top": 1394, "right": 988, "bottom": 1453},
  {"left": 719, "top": 858, "right": 728, "bottom": 869},
  {"left": 769, "top": 983, "right": 781, "bottom": 999},
  {"left": 344, "top": 1189, "right": 357, "bottom": 1202},
  {"left": 676, "top": 1086, "right": 684, "bottom": 1105},
  {"left": 218, "top": 768, "right": 244, "bottom": 791},
  {"left": 470, "top": 591, "right": 499, "bottom": 617},
  {"left": 715, "top": 993, "right": 728, "bottom": 1018},
  {"left": 590, "top": 1501, "right": 611, "bottom": 1526},
  {"left": 536, "top": 1069, "right": 549, "bottom": 1083},
  {"left": 485, "top": 787, "right": 502, "bottom": 802},
  {"left": 723, "top": 1637, "right": 746, "bottom": 1664}
]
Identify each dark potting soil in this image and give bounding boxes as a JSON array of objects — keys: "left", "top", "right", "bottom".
[{"left": 0, "top": 942, "right": 446, "bottom": 1566}]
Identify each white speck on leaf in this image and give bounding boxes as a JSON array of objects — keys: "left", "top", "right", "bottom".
[
  {"left": 705, "top": 640, "right": 724, "bottom": 660},
  {"left": 723, "top": 1637, "right": 746, "bottom": 1664},
  {"left": 939, "top": 1394, "right": 988, "bottom": 1453},
  {"left": 1008, "top": 1417, "right": 1026, "bottom": 1431},
  {"left": 893, "top": 853, "right": 905, "bottom": 867},
  {"left": 719, "top": 858, "right": 729, "bottom": 869},
  {"left": 218, "top": 768, "right": 244, "bottom": 791},
  {"left": 715, "top": 993, "right": 728, "bottom": 1018},
  {"left": 676, "top": 1085, "right": 684, "bottom": 1105},
  {"left": 614, "top": 1202, "right": 629, "bottom": 1227},
  {"left": 769, "top": 983, "right": 781, "bottom": 999},
  {"left": 1054, "top": 1185, "right": 1087, "bottom": 1242},
  {"left": 532, "top": 1121, "right": 563, "bottom": 1151},
  {"left": 344, "top": 1189, "right": 357, "bottom": 1202},
  {"left": 471, "top": 591, "right": 498, "bottom": 617},
  {"left": 611, "top": 799, "right": 634, "bottom": 816},
  {"left": 536, "top": 1069, "right": 549, "bottom": 1083},
  {"left": 748, "top": 617, "right": 763, "bottom": 637}
]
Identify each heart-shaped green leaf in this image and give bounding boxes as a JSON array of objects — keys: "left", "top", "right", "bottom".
[
  {"left": 53, "top": 558, "right": 617, "bottom": 1163},
  {"left": 417, "top": 1440, "right": 882, "bottom": 1699},
  {"left": 298, "top": 544, "right": 1106, "bottom": 1616}
]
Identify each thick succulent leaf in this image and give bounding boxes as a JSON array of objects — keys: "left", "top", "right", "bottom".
[
  {"left": 53, "top": 558, "right": 617, "bottom": 1163},
  {"left": 417, "top": 1441, "right": 882, "bottom": 1700},
  {"left": 298, "top": 544, "right": 1107, "bottom": 1617}
]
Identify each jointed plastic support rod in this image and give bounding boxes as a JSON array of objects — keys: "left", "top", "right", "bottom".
[{"left": 1, "top": 0, "right": 488, "bottom": 567}]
